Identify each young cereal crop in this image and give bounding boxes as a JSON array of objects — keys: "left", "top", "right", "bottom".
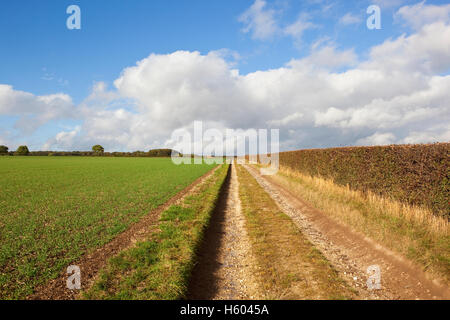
[
  {"left": 84, "top": 164, "right": 229, "bottom": 299},
  {"left": 0, "top": 156, "right": 214, "bottom": 299}
]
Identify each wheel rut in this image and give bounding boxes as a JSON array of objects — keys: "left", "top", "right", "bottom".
[{"left": 187, "top": 164, "right": 261, "bottom": 300}]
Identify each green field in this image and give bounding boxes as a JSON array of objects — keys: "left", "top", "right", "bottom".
[
  {"left": 85, "top": 164, "right": 229, "bottom": 300},
  {"left": 0, "top": 156, "right": 214, "bottom": 299}
]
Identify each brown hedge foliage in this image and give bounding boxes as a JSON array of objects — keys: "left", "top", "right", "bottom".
[{"left": 278, "top": 143, "right": 449, "bottom": 217}]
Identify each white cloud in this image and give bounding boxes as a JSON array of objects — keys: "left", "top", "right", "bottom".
[
  {"left": 238, "top": 0, "right": 278, "bottom": 40},
  {"left": 314, "top": 107, "right": 351, "bottom": 127},
  {"left": 238, "top": 1, "right": 317, "bottom": 46},
  {"left": 0, "top": 84, "right": 74, "bottom": 134},
  {"left": 395, "top": 1, "right": 450, "bottom": 30},
  {"left": 363, "top": 22, "right": 450, "bottom": 74},
  {"left": 315, "top": 75, "right": 449, "bottom": 130},
  {"left": 401, "top": 128, "right": 450, "bottom": 144},
  {"left": 268, "top": 112, "right": 303, "bottom": 127},
  {"left": 356, "top": 132, "right": 396, "bottom": 146},
  {"left": 284, "top": 13, "right": 316, "bottom": 41},
  {"left": 43, "top": 126, "right": 81, "bottom": 150},
  {"left": 339, "top": 12, "right": 362, "bottom": 25},
  {"left": 44, "top": 25, "right": 450, "bottom": 150},
  {"left": 289, "top": 45, "right": 357, "bottom": 70},
  {"left": 5, "top": 8, "right": 450, "bottom": 152}
]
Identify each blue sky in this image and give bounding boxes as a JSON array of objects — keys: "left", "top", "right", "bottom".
[
  {"left": 0, "top": 0, "right": 410, "bottom": 101},
  {"left": 0, "top": 0, "right": 449, "bottom": 151}
]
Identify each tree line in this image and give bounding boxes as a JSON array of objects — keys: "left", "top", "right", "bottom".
[{"left": 0, "top": 145, "right": 180, "bottom": 157}]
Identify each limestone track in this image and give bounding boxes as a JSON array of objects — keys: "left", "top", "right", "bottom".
[{"left": 187, "top": 164, "right": 261, "bottom": 300}]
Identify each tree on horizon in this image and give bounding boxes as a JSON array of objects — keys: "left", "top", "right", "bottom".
[
  {"left": 16, "top": 145, "right": 29, "bottom": 155},
  {"left": 92, "top": 145, "right": 105, "bottom": 154}
]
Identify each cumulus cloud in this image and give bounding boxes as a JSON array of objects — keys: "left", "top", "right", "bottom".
[
  {"left": 401, "top": 128, "right": 450, "bottom": 144},
  {"left": 356, "top": 132, "right": 396, "bottom": 146},
  {"left": 238, "top": 0, "right": 278, "bottom": 40},
  {"left": 45, "top": 20, "right": 450, "bottom": 150},
  {"left": 43, "top": 126, "right": 81, "bottom": 150},
  {"left": 289, "top": 45, "right": 357, "bottom": 70},
  {"left": 0, "top": 84, "right": 74, "bottom": 134},
  {"left": 268, "top": 112, "right": 303, "bottom": 128},
  {"left": 395, "top": 1, "right": 450, "bottom": 30},
  {"left": 5, "top": 2, "right": 450, "bottom": 152},
  {"left": 363, "top": 22, "right": 450, "bottom": 75}
]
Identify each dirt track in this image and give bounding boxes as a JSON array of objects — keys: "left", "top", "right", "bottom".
[
  {"left": 243, "top": 164, "right": 450, "bottom": 300},
  {"left": 187, "top": 164, "right": 261, "bottom": 299}
]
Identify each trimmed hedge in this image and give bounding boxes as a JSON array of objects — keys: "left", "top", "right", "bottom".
[{"left": 278, "top": 143, "right": 449, "bottom": 217}]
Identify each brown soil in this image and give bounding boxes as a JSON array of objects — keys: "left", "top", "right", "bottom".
[
  {"left": 244, "top": 164, "right": 450, "bottom": 300},
  {"left": 187, "top": 164, "right": 261, "bottom": 299},
  {"left": 28, "top": 165, "right": 220, "bottom": 300}
]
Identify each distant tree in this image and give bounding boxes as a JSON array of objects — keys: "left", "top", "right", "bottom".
[
  {"left": 92, "top": 145, "right": 104, "bottom": 154},
  {"left": 148, "top": 149, "right": 174, "bottom": 157},
  {"left": 0, "top": 145, "right": 8, "bottom": 155},
  {"left": 16, "top": 145, "right": 30, "bottom": 155}
]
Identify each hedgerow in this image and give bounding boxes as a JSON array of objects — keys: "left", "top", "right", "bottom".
[{"left": 278, "top": 143, "right": 449, "bottom": 217}]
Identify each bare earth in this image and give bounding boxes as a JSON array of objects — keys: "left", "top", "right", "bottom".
[
  {"left": 187, "top": 164, "right": 261, "bottom": 299},
  {"left": 243, "top": 164, "right": 450, "bottom": 300}
]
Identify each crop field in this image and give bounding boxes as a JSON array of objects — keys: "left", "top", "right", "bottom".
[
  {"left": 0, "top": 146, "right": 448, "bottom": 301},
  {"left": 0, "top": 157, "right": 214, "bottom": 299}
]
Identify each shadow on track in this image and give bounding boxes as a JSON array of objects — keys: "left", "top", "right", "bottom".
[{"left": 185, "top": 164, "right": 232, "bottom": 299}]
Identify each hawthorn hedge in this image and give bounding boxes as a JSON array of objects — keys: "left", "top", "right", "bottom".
[{"left": 278, "top": 143, "right": 449, "bottom": 217}]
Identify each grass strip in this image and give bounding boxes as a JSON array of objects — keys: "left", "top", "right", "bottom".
[
  {"left": 236, "top": 165, "right": 356, "bottom": 300},
  {"left": 83, "top": 164, "right": 230, "bottom": 299}
]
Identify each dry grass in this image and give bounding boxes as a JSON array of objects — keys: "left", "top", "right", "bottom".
[
  {"left": 273, "top": 165, "right": 450, "bottom": 283},
  {"left": 236, "top": 165, "right": 357, "bottom": 300}
]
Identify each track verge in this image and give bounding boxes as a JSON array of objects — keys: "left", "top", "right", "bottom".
[{"left": 82, "top": 164, "right": 229, "bottom": 299}]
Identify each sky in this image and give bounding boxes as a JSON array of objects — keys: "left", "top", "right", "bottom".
[{"left": 0, "top": 0, "right": 449, "bottom": 152}]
